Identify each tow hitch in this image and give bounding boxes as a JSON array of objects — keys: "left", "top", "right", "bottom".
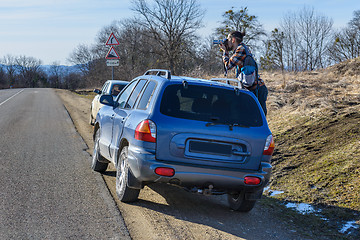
[{"left": 185, "top": 185, "right": 226, "bottom": 196}]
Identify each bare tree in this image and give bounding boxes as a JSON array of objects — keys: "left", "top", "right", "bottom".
[
  {"left": 349, "top": 10, "right": 360, "bottom": 32},
  {"left": 195, "top": 35, "right": 226, "bottom": 76},
  {"left": 68, "top": 44, "right": 97, "bottom": 75},
  {"left": 215, "top": 7, "right": 266, "bottom": 48},
  {"left": 330, "top": 10, "right": 360, "bottom": 62},
  {"left": 131, "top": 0, "right": 205, "bottom": 74},
  {"left": 296, "top": 7, "right": 333, "bottom": 70},
  {"left": 0, "top": 65, "right": 7, "bottom": 88},
  {"left": 261, "top": 28, "right": 285, "bottom": 71},
  {"left": 280, "top": 13, "right": 300, "bottom": 71},
  {"left": 63, "top": 72, "right": 84, "bottom": 90},
  {"left": 48, "top": 61, "right": 63, "bottom": 88},
  {"left": 15, "top": 55, "right": 43, "bottom": 88},
  {"left": 278, "top": 7, "right": 333, "bottom": 71},
  {"left": 1, "top": 55, "right": 18, "bottom": 87}
]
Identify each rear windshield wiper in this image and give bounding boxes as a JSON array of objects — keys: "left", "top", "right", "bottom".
[{"left": 205, "top": 122, "right": 249, "bottom": 130}]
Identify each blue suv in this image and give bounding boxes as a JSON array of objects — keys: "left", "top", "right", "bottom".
[{"left": 92, "top": 69, "right": 274, "bottom": 212}]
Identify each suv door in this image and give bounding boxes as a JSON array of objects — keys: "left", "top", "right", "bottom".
[
  {"left": 98, "top": 81, "right": 137, "bottom": 159},
  {"left": 109, "top": 79, "right": 147, "bottom": 158}
]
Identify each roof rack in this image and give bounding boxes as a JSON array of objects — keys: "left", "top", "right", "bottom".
[
  {"left": 144, "top": 69, "right": 171, "bottom": 80},
  {"left": 210, "top": 78, "right": 241, "bottom": 87}
]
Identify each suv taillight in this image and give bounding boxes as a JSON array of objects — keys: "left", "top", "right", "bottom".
[
  {"left": 135, "top": 120, "right": 156, "bottom": 142},
  {"left": 263, "top": 135, "right": 275, "bottom": 155}
]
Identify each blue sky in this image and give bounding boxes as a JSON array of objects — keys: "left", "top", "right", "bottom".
[{"left": 0, "top": 0, "right": 358, "bottom": 65}]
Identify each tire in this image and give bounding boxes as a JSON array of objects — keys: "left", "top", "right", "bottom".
[
  {"left": 227, "top": 191, "right": 257, "bottom": 212},
  {"left": 91, "top": 129, "right": 108, "bottom": 172},
  {"left": 116, "top": 146, "right": 140, "bottom": 202}
]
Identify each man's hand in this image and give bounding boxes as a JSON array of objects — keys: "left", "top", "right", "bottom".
[{"left": 220, "top": 43, "right": 228, "bottom": 54}]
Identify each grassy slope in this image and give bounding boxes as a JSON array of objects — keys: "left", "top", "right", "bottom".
[{"left": 262, "top": 58, "right": 360, "bottom": 212}]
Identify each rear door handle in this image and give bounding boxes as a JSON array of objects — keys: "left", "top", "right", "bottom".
[{"left": 232, "top": 149, "right": 250, "bottom": 156}]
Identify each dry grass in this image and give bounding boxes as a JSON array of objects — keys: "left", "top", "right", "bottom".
[{"left": 259, "top": 61, "right": 360, "bottom": 214}]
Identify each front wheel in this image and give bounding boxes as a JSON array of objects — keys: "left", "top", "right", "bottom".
[
  {"left": 91, "top": 129, "right": 108, "bottom": 172},
  {"left": 227, "top": 191, "right": 257, "bottom": 212},
  {"left": 116, "top": 146, "right": 140, "bottom": 202}
]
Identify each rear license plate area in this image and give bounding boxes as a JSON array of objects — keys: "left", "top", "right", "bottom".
[{"left": 189, "top": 141, "right": 232, "bottom": 156}]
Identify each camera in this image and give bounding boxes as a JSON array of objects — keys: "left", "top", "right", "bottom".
[{"left": 213, "top": 38, "right": 232, "bottom": 51}]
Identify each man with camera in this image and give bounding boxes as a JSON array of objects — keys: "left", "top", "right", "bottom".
[{"left": 219, "top": 31, "right": 268, "bottom": 116}]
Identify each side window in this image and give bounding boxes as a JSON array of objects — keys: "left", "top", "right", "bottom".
[
  {"left": 125, "top": 79, "right": 147, "bottom": 109},
  {"left": 137, "top": 81, "right": 157, "bottom": 110},
  {"left": 101, "top": 82, "right": 109, "bottom": 94},
  {"left": 117, "top": 81, "right": 137, "bottom": 108},
  {"left": 111, "top": 84, "right": 124, "bottom": 96}
]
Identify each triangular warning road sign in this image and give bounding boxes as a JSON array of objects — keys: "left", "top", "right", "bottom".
[
  {"left": 106, "top": 46, "right": 120, "bottom": 59},
  {"left": 106, "top": 32, "right": 120, "bottom": 46}
]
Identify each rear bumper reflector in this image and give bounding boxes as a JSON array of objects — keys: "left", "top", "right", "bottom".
[{"left": 155, "top": 167, "right": 175, "bottom": 177}]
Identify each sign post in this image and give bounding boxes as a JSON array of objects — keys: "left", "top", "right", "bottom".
[{"left": 105, "top": 33, "right": 120, "bottom": 80}]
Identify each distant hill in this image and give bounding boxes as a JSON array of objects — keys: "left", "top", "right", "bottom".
[
  {"left": 40, "top": 65, "right": 82, "bottom": 75},
  {"left": 0, "top": 64, "right": 82, "bottom": 75}
]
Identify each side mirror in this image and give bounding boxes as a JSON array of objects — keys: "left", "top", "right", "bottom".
[
  {"left": 100, "top": 94, "right": 116, "bottom": 107},
  {"left": 93, "top": 89, "right": 101, "bottom": 94}
]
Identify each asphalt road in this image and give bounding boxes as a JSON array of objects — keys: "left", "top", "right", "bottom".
[{"left": 0, "top": 88, "right": 130, "bottom": 239}]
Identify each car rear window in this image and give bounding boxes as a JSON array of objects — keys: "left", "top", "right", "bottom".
[{"left": 160, "top": 84, "right": 263, "bottom": 127}]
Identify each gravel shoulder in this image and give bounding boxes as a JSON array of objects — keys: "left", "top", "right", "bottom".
[{"left": 55, "top": 89, "right": 317, "bottom": 240}]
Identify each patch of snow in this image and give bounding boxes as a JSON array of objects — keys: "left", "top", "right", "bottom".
[
  {"left": 339, "top": 221, "right": 359, "bottom": 234},
  {"left": 265, "top": 187, "right": 359, "bottom": 236},
  {"left": 285, "top": 202, "right": 318, "bottom": 215},
  {"left": 264, "top": 187, "right": 284, "bottom": 196},
  {"left": 269, "top": 190, "right": 284, "bottom": 196}
]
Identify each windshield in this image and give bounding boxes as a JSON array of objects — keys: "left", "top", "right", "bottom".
[{"left": 160, "top": 84, "right": 263, "bottom": 127}]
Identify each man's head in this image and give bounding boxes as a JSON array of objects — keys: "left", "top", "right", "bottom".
[{"left": 227, "top": 31, "right": 246, "bottom": 50}]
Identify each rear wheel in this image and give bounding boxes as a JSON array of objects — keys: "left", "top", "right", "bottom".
[
  {"left": 227, "top": 191, "right": 257, "bottom": 212},
  {"left": 91, "top": 129, "right": 108, "bottom": 172},
  {"left": 116, "top": 146, "right": 140, "bottom": 202}
]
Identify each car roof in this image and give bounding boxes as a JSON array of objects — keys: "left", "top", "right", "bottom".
[
  {"left": 142, "top": 74, "right": 241, "bottom": 90},
  {"left": 105, "top": 80, "right": 129, "bottom": 85},
  {"left": 141, "top": 69, "right": 242, "bottom": 87}
]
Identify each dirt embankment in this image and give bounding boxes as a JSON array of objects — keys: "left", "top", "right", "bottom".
[
  {"left": 56, "top": 89, "right": 321, "bottom": 240},
  {"left": 262, "top": 67, "right": 360, "bottom": 212}
]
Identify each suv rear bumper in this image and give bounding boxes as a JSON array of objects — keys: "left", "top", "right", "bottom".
[{"left": 127, "top": 145, "right": 272, "bottom": 192}]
